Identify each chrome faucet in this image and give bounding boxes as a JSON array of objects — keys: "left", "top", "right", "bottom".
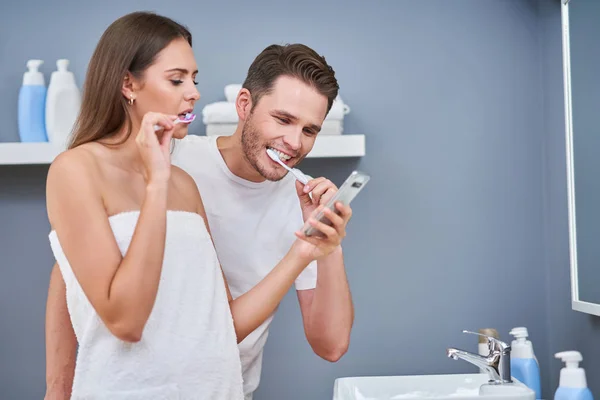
[{"left": 447, "top": 330, "right": 512, "bottom": 385}]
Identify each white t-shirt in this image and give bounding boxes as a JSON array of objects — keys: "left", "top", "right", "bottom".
[{"left": 171, "top": 135, "right": 317, "bottom": 398}]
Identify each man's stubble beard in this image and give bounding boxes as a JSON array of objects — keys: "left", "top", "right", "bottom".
[{"left": 241, "top": 115, "right": 286, "bottom": 182}]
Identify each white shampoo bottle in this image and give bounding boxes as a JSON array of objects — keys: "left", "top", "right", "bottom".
[{"left": 46, "top": 59, "right": 81, "bottom": 149}]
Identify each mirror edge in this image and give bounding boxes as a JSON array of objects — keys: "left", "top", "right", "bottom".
[{"left": 561, "top": 0, "right": 600, "bottom": 316}]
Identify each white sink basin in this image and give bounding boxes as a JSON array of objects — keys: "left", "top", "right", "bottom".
[{"left": 333, "top": 373, "right": 535, "bottom": 400}]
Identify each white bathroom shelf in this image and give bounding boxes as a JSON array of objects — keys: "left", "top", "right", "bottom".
[
  {"left": 0, "top": 134, "right": 365, "bottom": 165},
  {"left": 306, "top": 134, "right": 365, "bottom": 158},
  {"left": 0, "top": 142, "right": 62, "bottom": 165}
]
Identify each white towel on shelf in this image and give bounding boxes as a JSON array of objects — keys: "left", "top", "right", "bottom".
[
  {"left": 224, "top": 84, "right": 242, "bottom": 102},
  {"left": 320, "top": 120, "right": 343, "bottom": 135},
  {"left": 206, "top": 123, "right": 237, "bottom": 137},
  {"left": 326, "top": 96, "right": 350, "bottom": 121},
  {"left": 202, "top": 102, "right": 238, "bottom": 124}
]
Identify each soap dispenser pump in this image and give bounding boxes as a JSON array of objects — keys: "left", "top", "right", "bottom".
[
  {"left": 509, "top": 327, "right": 541, "bottom": 399},
  {"left": 554, "top": 351, "right": 593, "bottom": 400}
]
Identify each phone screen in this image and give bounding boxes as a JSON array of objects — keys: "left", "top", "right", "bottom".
[{"left": 303, "top": 171, "right": 370, "bottom": 237}]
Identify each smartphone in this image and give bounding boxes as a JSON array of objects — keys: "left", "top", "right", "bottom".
[{"left": 303, "top": 170, "right": 370, "bottom": 237}]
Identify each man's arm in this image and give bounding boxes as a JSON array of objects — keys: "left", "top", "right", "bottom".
[
  {"left": 293, "top": 177, "right": 354, "bottom": 362},
  {"left": 184, "top": 169, "right": 345, "bottom": 344},
  {"left": 297, "top": 246, "right": 353, "bottom": 362},
  {"left": 45, "top": 263, "right": 76, "bottom": 400}
]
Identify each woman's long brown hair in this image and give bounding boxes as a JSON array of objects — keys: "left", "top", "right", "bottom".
[{"left": 68, "top": 12, "right": 192, "bottom": 149}]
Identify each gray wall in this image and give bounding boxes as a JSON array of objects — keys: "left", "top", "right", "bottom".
[
  {"left": 538, "top": 0, "right": 600, "bottom": 394},
  {"left": 0, "top": 0, "right": 595, "bottom": 399}
]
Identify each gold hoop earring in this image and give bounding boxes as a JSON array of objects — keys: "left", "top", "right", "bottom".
[{"left": 128, "top": 95, "right": 134, "bottom": 106}]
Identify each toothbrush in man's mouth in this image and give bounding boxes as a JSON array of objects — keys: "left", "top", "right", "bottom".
[
  {"left": 154, "top": 112, "right": 196, "bottom": 131},
  {"left": 266, "top": 148, "right": 309, "bottom": 184}
]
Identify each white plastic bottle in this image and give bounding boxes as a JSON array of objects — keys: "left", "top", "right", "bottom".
[
  {"left": 510, "top": 327, "right": 538, "bottom": 363},
  {"left": 554, "top": 351, "right": 593, "bottom": 400},
  {"left": 509, "top": 327, "right": 541, "bottom": 399},
  {"left": 45, "top": 59, "right": 81, "bottom": 150}
]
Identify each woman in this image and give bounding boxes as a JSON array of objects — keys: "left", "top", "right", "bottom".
[{"left": 46, "top": 12, "right": 344, "bottom": 399}]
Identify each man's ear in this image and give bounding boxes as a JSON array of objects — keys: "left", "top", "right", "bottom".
[
  {"left": 121, "top": 72, "right": 141, "bottom": 104},
  {"left": 236, "top": 88, "right": 253, "bottom": 121}
]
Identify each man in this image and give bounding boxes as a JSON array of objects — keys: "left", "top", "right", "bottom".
[{"left": 44, "top": 43, "right": 354, "bottom": 400}]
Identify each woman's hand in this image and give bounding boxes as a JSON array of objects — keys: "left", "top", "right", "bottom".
[{"left": 135, "top": 112, "right": 178, "bottom": 185}]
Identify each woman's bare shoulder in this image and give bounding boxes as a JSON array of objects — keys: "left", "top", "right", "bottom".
[
  {"left": 46, "top": 144, "right": 107, "bottom": 225},
  {"left": 47, "top": 144, "right": 102, "bottom": 183}
]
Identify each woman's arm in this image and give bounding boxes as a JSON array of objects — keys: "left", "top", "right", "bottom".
[
  {"left": 226, "top": 246, "right": 312, "bottom": 342},
  {"left": 186, "top": 173, "right": 339, "bottom": 343},
  {"left": 44, "top": 264, "right": 76, "bottom": 399},
  {"left": 46, "top": 150, "right": 170, "bottom": 342},
  {"left": 194, "top": 195, "right": 310, "bottom": 343}
]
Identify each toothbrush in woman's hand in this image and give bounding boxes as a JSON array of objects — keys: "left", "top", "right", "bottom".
[
  {"left": 153, "top": 113, "right": 196, "bottom": 131},
  {"left": 266, "top": 148, "right": 309, "bottom": 185}
]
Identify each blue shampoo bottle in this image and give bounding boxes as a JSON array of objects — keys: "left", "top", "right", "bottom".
[
  {"left": 18, "top": 59, "right": 48, "bottom": 142},
  {"left": 554, "top": 351, "right": 593, "bottom": 400},
  {"left": 509, "top": 327, "right": 541, "bottom": 399}
]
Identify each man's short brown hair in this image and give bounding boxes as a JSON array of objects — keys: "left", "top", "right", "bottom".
[{"left": 242, "top": 43, "right": 339, "bottom": 114}]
